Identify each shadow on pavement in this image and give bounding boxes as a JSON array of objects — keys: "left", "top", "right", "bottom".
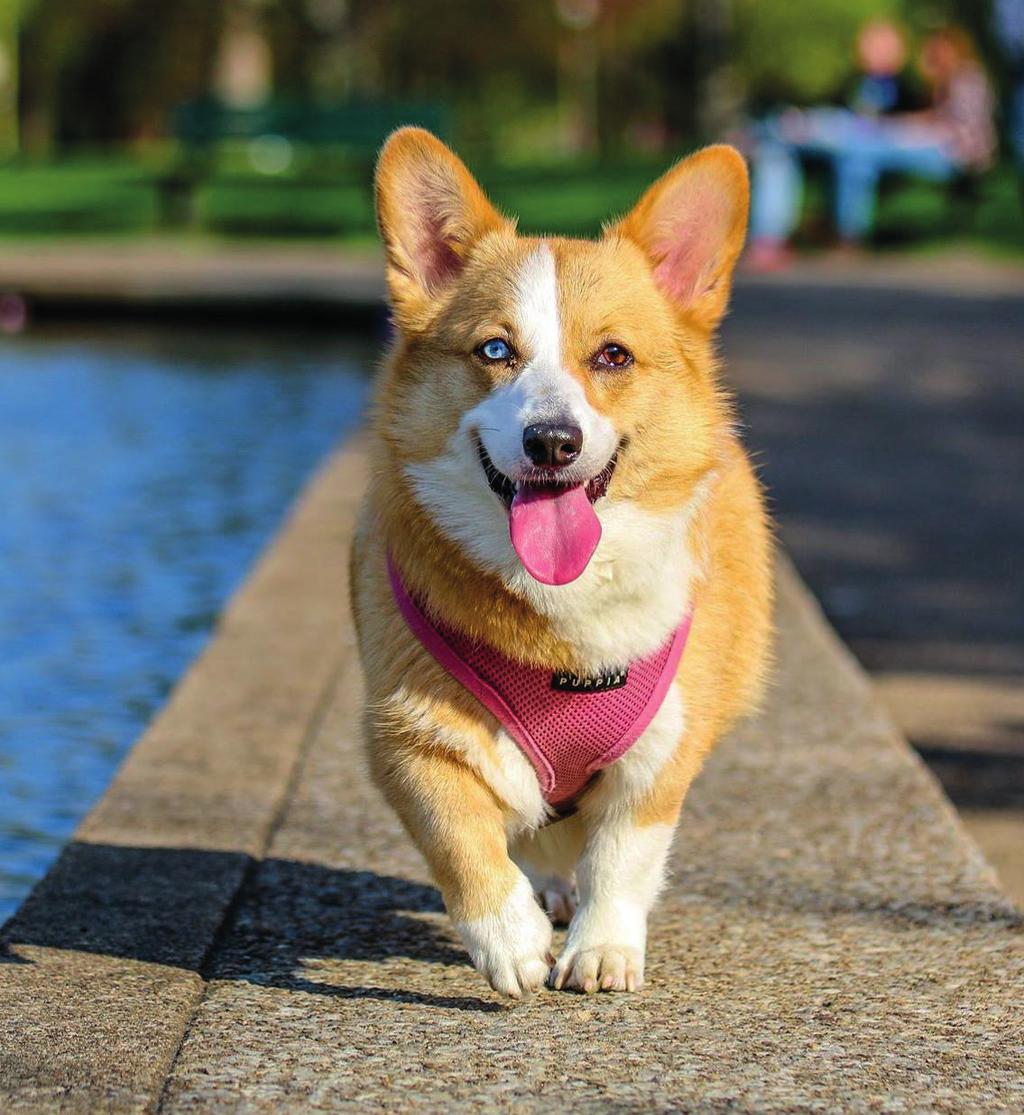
[
  {"left": 726, "top": 278, "right": 1024, "bottom": 816},
  {"left": 727, "top": 280, "right": 1024, "bottom": 681},
  {"left": 0, "top": 841, "right": 502, "bottom": 1014},
  {"left": 3, "top": 839, "right": 1019, "bottom": 1000}
]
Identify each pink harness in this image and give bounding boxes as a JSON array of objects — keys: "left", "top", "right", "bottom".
[{"left": 388, "top": 559, "right": 692, "bottom": 809}]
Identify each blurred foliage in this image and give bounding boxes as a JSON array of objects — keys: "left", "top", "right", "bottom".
[
  {"left": 0, "top": 153, "right": 1021, "bottom": 257},
  {"left": 0, "top": 156, "right": 157, "bottom": 232},
  {"left": 734, "top": 0, "right": 900, "bottom": 107},
  {"left": 13, "top": 0, "right": 222, "bottom": 151},
  {"left": 0, "top": 0, "right": 1020, "bottom": 255},
  {"left": 734, "top": 0, "right": 995, "bottom": 108},
  {"left": 2, "top": 0, "right": 1009, "bottom": 158}
]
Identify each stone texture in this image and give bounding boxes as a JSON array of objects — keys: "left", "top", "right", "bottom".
[
  {"left": 160, "top": 565, "right": 1023, "bottom": 1113},
  {"left": 0, "top": 440, "right": 367, "bottom": 1113},
  {"left": 2, "top": 243, "right": 1021, "bottom": 315},
  {"left": 3, "top": 439, "right": 1022, "bottom": 1113},
  {"left": 722, "top": 272, "right": 1024, "bottom": 907},
  {"left": 0, "top": 243, "right": 386, "bottom": 313}
]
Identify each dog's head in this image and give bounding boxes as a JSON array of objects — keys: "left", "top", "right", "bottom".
[{"left": 375, "top": 128, "right": 747, "bottom": 591}]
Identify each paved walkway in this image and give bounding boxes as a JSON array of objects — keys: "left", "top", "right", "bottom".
[
  {"left": 0, "top": 242, "right": 385, "bottom": 315},
  {"left": 3, "top": 438, "right": 1022, "bottom": 1112},
  {"left": 2, "top": 239, "right": 1023, "bottom": 310},
  {"left": 723, "top": 264, "right": 1024, "bottom": 901}
]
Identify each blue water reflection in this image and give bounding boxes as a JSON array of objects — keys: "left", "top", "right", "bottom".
[{"left": 0, "top": 324, "right": 373, "bottom": 920}]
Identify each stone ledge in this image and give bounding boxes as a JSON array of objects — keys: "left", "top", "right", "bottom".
[
  {"left": 0, "top": 437, "right": 368, "bottom": 1113},
  {"left": 3, "top": 244, "right": 1022, "bottom": 319},
  {"left": 2, "top": 437, "right": 1022, "bottom": 1113}
]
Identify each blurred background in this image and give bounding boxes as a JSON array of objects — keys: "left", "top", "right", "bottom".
[
  {"left": 0, "top": 0, "right": 1023, "bottom": 246},
  {"left": 0, "top": 0, "right": 1022, "bottom": 917}
]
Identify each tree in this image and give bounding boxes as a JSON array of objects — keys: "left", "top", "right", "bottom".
[{"left": 0, "top": 0, "right": 21, "bottom": 156}]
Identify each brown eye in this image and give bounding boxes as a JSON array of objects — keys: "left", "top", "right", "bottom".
[{"left": 594, "top": 342, "right": 633, "bottom": 370}]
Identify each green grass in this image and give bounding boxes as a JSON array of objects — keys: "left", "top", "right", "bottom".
[
  {"left": 199, "top": 178, "right": 375, "bottom": 238},
  {"left": 0, "top": 148, "right": 1021, "bottom": 256},
  {"left": 0, "top": 158, "right": 159, "bottom": 235}
]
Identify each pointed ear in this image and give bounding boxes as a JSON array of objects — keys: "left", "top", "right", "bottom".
[
  {"left": 375, "top": 127, "right": 510, "bottom": 327},
  {"left": 612, "top": 145, "right": 749, "bottom": 331}
]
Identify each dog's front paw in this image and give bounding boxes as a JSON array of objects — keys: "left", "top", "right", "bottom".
[
  {"left": 455, "top": 875, "right": 553, "bottom": 999},
  {"left": 549, "top": 944, "right": 645, "bottom": 993}
]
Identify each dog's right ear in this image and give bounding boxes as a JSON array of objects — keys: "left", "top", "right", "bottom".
[{"left": 375, "top": 128, "right": 510, "bottom": 328}]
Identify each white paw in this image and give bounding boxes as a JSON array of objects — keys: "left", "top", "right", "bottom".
[
  {"left": 536, "top": 876, "right": 578, "bottom": 927},
  {"left": 454, "top": 875, "right": 553, "bottom": 999},
  {"left": 549, "top": 944, "right": 645, "bottom": 993}
]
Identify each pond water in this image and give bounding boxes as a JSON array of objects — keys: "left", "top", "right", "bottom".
[{"left": 0, "top": 324, "right": 374, "bottom": 921}]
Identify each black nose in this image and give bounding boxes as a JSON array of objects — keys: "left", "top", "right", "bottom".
[{"left": 522, "top": 422, "right": 583, "bottom": 468}]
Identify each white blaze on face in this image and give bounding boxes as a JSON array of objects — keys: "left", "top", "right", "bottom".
[
  {"left": 470, "top": 243, "right": 619, "bottom": 481},
  {"left": 404, "top": 240, "right": 695, "bottom": 666},
  {"left": 516, "top": 240, "right": 563, "bottom": 378}
]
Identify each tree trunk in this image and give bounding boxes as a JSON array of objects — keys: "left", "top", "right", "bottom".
[{"left": 0, "top": 0, "right": 19, "bottom": 156}]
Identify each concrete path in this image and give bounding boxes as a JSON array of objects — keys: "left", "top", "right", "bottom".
[
  {"left": 3, "top": 437, "right": 1022, "bottom": 1113},
  {"left": 0, "top": 242, "right": 385, "bottom": 317},
  {"left": 723, "top": 269, "right": 1024, "bottom": 902},
  {"left": 3, "top": 240, "right": 1023, "bottom": 312}
]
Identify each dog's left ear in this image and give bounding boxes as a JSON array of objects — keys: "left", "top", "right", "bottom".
[{"left": 612, "top": 145, "right": 749, "bottom": 332}]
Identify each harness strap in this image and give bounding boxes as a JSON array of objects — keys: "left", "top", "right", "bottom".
[{"left": 388, "top": 555, "right": 692, "bottom": 808}]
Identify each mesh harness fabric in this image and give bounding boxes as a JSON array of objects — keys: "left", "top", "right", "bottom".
[{"left": 388, "top": 557, "right": 692, "bottom": 808}]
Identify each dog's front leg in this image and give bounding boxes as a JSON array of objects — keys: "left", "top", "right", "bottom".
[
  {"left": 548, "top": 685, "right": 706, "bottom": 993},
  {"left": 549, "top": 805, "right": 676, "bottom": 993},
  {"left": 375, "top": 744, "right": 553, "bottom": 999}
]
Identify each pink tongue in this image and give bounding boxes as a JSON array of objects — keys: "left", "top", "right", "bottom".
[{"left": 509, "top": 484, "right": 602, "bottom": 586}]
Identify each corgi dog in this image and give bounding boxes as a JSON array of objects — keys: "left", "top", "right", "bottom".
[{"left": 351, "top": 128, "right": 772, "bottom": 999}]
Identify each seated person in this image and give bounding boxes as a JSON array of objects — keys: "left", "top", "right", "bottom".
[{"left": 747, "top": 24, "right": 996, "bottom": 269}]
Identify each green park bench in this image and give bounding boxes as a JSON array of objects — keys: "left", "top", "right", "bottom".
[{"left": 157, "top": 98, "right": 448, "bottom": 228}]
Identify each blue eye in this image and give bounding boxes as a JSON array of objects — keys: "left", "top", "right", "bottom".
[{"left": 478, "top": 338, "right": 513, "bottom": 363}]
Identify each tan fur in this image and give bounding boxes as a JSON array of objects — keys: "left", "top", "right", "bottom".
[{"left": 351, "top": 128, "right": 773, "bottom": 994}]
